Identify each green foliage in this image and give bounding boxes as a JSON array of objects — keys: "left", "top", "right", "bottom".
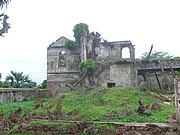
[
  {"left": 141, "top": 51, "right": 173, "bottom": 60},
  {"left": 79, "top": 59, "right": 96, "bottom": 73},
  {"left": 175, "top": 71, "right": 180, "bottom": 76},
  {"left": 64, "top": 40, "right": 80, "bottom": 50},
  {"left": 173, "top": 56, "right": 180, "bottom": 59},
  {"left": 0, "top": 100, "right": 35, "bottom": 116},
  {"left": 0, "top": 81, "right": 3, "bottom": 87},
  {"left": 26, "top": 81, "right": 37, "bottom": 88},
  {"left": 0, "top": 80, "right": 10, "bottom": 88},
  {"left": 73, "top": 23, "right": 89, "bottom": 44},
  {"left": 5, "top": 70, "right": 35, "bottom": 88},
  {"left": 61, "top": 87, "right": 175, "bottom": 122},
  {"left": 90, "top": 31, "right": 102, "bottom": 46},
  {"left": 30, "top": 120, "right": 75, "bottom": 127},
  {"left": 0, "top": 87, "right": 175, "bottom": 123},
  {"left": 38, "top": 80, "right": 47, "bottom": 89}
]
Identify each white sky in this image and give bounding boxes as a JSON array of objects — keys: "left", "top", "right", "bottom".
[{"left": 0, "top": 0, "right": 180, "bottom": 83}]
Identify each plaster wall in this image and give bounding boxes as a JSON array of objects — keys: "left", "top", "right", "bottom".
[
  {"left": 95, "top": 44, "right": 110, "bottom": 60},
  {"left": 47, "top": 37, "right": 137, "bottom": 95},
  {"left": 0, "top": 88, "right": 51, "bottom": 103},
  {"left": 137, "top": 59, "right": 180, "bottom": 70},
  {"left": 95, "top": 43, "right": 122, "bottom": 60},
  {"left": 47, "top": 72, "right": 79, "bottom": 96},
  {"left": 138, "top": 73, "right": 174, "bottom": 91},
  {"left": 47, "top": 42, "right": 80, "bottom": 96},
  {"left": 99, "top": 64, "right": 135, "bottom": 87}
]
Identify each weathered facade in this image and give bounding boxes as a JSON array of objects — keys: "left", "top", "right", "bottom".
[
  {"left": 47, "top": 36, "right": 180, "bottom": 96},
  {"left": 0, "top": 88, "right": 51, "bottom": 103},
  {"left": 47, "top": 37, "right": 80, "bottom": 96},
  {"left": 47, "top": 36, "right": 136, "bottom": 96}
]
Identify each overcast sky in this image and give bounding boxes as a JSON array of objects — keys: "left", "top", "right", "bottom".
[{"left": 0, "top": 0, "right": 180, "bottom": 83}]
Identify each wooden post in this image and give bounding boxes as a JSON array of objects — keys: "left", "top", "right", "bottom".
[
  {"left": 146, "top": 44, "right": 153, "bottom": 61},
  {"left": 174, "top": 76, "right": 180, "bottom": 124},
  {"left": 170, "top": 66, "right": 176, "bottom": 78},
  {"left": 154, "top": 72, "right": 162, "bottom": 89}
]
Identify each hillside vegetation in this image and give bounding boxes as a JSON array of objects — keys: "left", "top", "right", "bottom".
[{"left": 0, "top": 87, "right": 175, "bottom": 123}]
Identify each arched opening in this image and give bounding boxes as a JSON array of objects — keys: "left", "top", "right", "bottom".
[
  {"left": 122, "top": 47, "right": 130, "bottom": 58},
  {"left": 58, "top": 51, "right": 66, "bottom": 67}
]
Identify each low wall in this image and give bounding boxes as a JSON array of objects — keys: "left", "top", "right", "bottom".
[{"left": 0, "top": 88, "right": 52, "bottom": 103}]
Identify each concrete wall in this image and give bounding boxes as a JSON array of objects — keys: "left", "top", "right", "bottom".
[
  {"left": 149, "top": 73, "right": 173, "bottom": 90},
  {"left": 47, "top": 37, "right": 80, "bottom": 96},
  {"left": 47, "top": 72, "right": 80, "bottom": 96},
  {"left": 0, "top": 88, "right": 52, "bottom": 103},
  {"left": 138, "top": 73, "right": 174, "bottom": 91},
  {"left": 47, "top": 37, "right": 137, "bottom": 95},
  {"left": 47, "top": 36, "right": 180, "bottom": 95},
  {"left": 95, "top": 41, "right": 135, "bottom": 60},
  {"left": 137, "top": 59, "right": 180, "bottom": 70},
  {"left": 99, "top": 63, "right": 136, "bottom": 88}
]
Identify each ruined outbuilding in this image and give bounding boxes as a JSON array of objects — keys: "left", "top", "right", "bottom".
[{"left": 47, "top": 36, "right": 180, "bottom": 96}]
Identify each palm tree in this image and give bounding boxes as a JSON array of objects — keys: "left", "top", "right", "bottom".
[{"left": 5, "top": 71, "right": 32, "bottom": 88}]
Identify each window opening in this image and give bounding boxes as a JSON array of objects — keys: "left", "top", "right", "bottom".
[
  {"left": 107, "top": 83, "right": 116, "bottom": 88},
  {"left": 58, "top": 51, "right": 66, "bottom": 67}
]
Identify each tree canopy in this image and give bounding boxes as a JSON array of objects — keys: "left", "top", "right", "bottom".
[
  {"left": 73, "top": 23, "right": 89, "bottom": 44},
  {"left": 38, "top": 80, "right": 47, "bottom": 89},
  {"left": 64, "top": 39, "right": 79, "bottom": 50},
  {"left": 141, "top": 51, "right": 173, "bottom": 60},
  {"left": 5, "top": 70, "right": 34, "bottom": 88}
]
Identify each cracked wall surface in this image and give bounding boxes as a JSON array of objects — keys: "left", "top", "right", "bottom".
[
  {"left": 47, "top": 36, "right": 180, "bottom": 96},
  {"left": 47, "top": 37, "right": 136, "bottom": 96}
]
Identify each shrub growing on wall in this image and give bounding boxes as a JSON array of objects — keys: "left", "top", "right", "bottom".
[
  {"left": 175, "top": 71, "right": 180, "bottom": 76},
  {"left": 79, "top": 59, "right": 96, "bottom": 73},
  {"left": 65, "top": 40, "right": 80, "bottom": 50}
]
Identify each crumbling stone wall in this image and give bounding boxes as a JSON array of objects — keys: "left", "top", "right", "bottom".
[
  {"left": 149, "top": 73, "right": 173, "bottom": 91},
  {"left": 0, "top": 88, "right": 51, "bottom": 103},
  {"left": 137, "top": 72, "right": 174, "bottom": 91},
  {"left": 47, "top": 37, "right": 80, "bottom": 96},
  {"left": 47, "top": 36, "right": 180, "bottom": 95},
  {"left": 137, "top": 59, "right": 180, "bottom": 70},
  {"left": 95, "top": 41, "right": 135, "bottom": 60},
  {"left": 99, "top": 63, "right": 136, "bottom": 88},
  {"left": 47, "top": 37, "right": 136, "bottom": 95}
]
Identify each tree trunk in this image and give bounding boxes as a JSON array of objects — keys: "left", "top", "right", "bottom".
[{"left": 73, "top": 70, "right": 88, "bottom": 87}]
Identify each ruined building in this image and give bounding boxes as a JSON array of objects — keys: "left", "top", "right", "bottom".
[
  {"left": 47, "top": 36, "right": 137, "bottom": 96},
  {"left": 47, "top": 36, "right": 179, "bottom": 96}
]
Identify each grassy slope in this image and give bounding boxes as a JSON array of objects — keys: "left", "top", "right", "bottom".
[
  {"left": 0, "top": 87, "right": 175, "bottom": 123},
  {"left": 61, "top": 86, "right": 175, "bottom": 122}
]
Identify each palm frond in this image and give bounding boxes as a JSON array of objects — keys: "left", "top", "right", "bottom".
[{"left": 7, "top": 70, "right": 32, "bottom": 88}]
